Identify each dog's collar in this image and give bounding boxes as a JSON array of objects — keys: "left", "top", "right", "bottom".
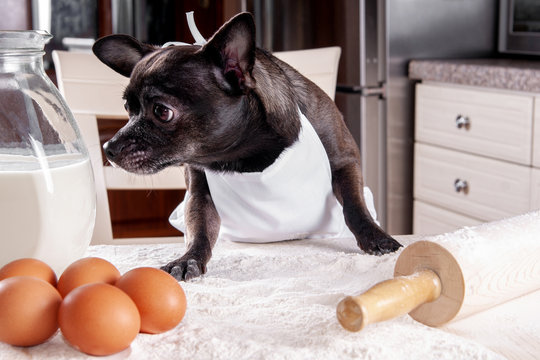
[{"left": 162, "top": 11, "right": 207, "bottom": 48}]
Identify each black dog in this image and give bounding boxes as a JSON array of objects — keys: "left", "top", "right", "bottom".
[{"left": 92, "top": 12, "right": 401, "bottom": 280}]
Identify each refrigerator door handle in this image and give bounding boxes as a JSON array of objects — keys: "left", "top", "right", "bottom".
[{"left": 336, "top": 83, "right": 386, "bottom": 99}]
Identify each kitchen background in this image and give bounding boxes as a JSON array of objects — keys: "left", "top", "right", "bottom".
[{"left": 1, "top": 0, "right": 538, "bottom": 238}]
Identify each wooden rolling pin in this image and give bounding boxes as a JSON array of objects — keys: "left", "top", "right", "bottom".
[{"left": 337, "top": 211, "right": 540, "bottom": 332}]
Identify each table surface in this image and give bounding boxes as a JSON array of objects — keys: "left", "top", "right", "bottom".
[{"left": 0, "top": 234, "right": 538, "bottom": 359}]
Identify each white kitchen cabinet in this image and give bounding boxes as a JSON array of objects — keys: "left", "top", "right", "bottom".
[
  {"left": 413, "top": 200, "right": 482, "bottom": 235},
  {"left": 414, "top": 82, "right": 539, "bottom": 234},
  {"left": 531, "top": 168, "right": 540, "bottom": 210},
  {"left": 533, "top": 98, "right": 540, "bottom": 168},
  {"left": 416, "top": 83, "right": 533, "bottom": 165}
]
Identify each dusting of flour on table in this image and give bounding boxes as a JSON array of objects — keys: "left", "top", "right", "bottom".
[{"left": 0, "top": 236, "right": 506, "bottom": 359}]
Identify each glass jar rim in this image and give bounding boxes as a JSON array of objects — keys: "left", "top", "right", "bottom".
[{"left": 0, "top": 30, "right": 52, "bottom": 52}]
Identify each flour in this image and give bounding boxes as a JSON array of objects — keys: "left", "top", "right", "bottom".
[{"left": 0, "top": 236, "right": 509, "bottom": 359}]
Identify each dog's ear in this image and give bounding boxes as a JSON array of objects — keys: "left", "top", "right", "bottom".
[
  {"left": 92, "top": 34, "right": 156, "bottom": 77},
  {"left": 202, "top": 12, "right": 256, "bottom": 92}
]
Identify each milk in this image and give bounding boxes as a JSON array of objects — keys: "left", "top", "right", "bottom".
[{"left": 0, "top": 154, "right": 96, "bottom": 275}]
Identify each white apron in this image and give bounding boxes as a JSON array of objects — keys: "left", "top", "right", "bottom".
[{"left": 169, "top": 110, "right": 378, "bottom": 243}]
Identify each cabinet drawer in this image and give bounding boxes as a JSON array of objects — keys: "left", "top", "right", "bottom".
[
  {"left": 413, "top": 200, "right": 482, "bottom": 235},
  {"left": 414, "top": 143, "right": 531, "bottom": 221},
  {"left": 416, "top": 83, "right": 533, "bottom": 165},
  {"left": 533, "top": 98, "right": 540, "bottom": 168},
  {"left": 531, "top": 168, "right": 540, "bottom": 210}
]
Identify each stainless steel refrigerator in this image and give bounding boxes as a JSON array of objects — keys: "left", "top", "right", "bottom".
[{"left": 244, "top": 0, "right": 498, "bottom": 234}]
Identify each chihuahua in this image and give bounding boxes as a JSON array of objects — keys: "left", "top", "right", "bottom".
[{"left": 92, "top": 12, "right": 401, "bottom": 281}]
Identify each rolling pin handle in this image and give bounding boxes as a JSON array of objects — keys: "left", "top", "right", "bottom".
[{"left": 337, "top": 269, "right": 442, "bottom": 332}]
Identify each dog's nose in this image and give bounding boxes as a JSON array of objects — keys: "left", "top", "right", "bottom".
[
  {"left": 103, "top": 140, "right": 119, "bottom": 161},
  {"left": 104, "top": 137, "right": 137, "bottom": 162}
]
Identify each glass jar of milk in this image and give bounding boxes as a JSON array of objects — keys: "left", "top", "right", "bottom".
[{"left": 0, "top": 31, "right": 96, "bottom": 275}]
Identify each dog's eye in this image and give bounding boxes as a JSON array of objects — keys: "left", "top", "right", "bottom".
[
  {"left": 123, "top": 101, "right": 129, "bottom": 112},
  {"left": 153, "top": 104, "right": 174, "bottom": 122}
]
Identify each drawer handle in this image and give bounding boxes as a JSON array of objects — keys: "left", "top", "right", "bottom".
[
  {"left": 454, "top": 179, "right": 469, "bottom": 193},
  {"left": 455, "top": 115, "right": 470, "bottom": 129}
]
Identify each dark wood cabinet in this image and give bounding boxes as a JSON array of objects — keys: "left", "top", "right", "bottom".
[{"left": 0, "top": 0, "right": 32, "bottom": 30}]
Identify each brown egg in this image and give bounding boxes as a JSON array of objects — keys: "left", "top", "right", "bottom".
[
  {"left": 57, "top": 257, "right": 121, "bottom": 297},
  {"left": 115, "top": 267, "right": 187, "bottom": 334},
  {"left": 0, "top": 276, "right": 62, "bottom": 346},
  {"left": 0, "top": 258, "right": 57, "bottom": 286},
  {"left": 58, "top": 283, "right": 140, "bottom": 356}
]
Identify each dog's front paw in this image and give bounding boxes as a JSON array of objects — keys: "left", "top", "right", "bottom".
[
  {"left": 161, "top": 258, "right": 206, "bottom": 281},
  {"left": 358, "top": 230, "right": 402, "bottom": 256}
]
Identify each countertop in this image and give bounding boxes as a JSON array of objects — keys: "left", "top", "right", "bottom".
[
  {"left": 409, "top": 58, "right": 540, "bottom": 93},
  {"left": 0, "top": 235, "right": 505, "bottom": 360},
  {"left": 2, "top": 212, "right": 540, "bottom": 359}
]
